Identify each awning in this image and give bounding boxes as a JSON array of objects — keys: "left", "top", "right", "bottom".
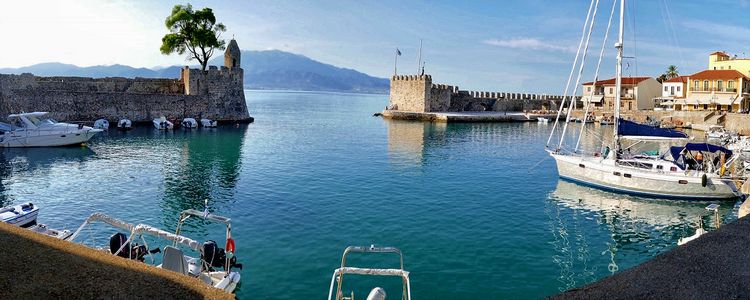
[{"left": 584, "top": 95, "right": 604, "bottom": 103}]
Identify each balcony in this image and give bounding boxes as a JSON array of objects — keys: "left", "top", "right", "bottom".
[{"left": 690, "top": 87, "right": 737, "bottom": 93}]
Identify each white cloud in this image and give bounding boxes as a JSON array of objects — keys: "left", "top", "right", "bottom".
[{"left": 483, "top": 38, "right": 576, "bottom": 53}]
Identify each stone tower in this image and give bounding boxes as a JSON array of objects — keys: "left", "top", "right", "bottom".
[{"left": 224, "top": 39, "right": 241, "bottom": 69}]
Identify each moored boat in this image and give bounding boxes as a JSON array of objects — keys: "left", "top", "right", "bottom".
[
  {"left": 328, "top": 245, "right": 411, "bottom": 300},
  {"left": 706, "top": 125, "right": 730, "bottom": 140},
  {"left": 200, "top": 118, "right": 218, "bottom": 128},
  {"left": 153, "top": 117, "right": 174, "bottom": 130},
  {"left": 0, "top": 202, "right": 39, "bottom": 227},
  {"left": 94, "top": 119, "right": 109, "bottom": 130},
  {"left": 181, "top": 118, "right": 198, "bottom": 129},
  {"left": 28, "top": 223, "right": 72, "bottom": 239},
  {"left": 117, "top": 119, "right": 133, "bottom": 131},
  {"left": 0, "top": 112, "right": 103, "bottom": 147}
]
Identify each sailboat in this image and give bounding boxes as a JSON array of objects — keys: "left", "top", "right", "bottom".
[{"left": 546, "top": 0, "right": 740, "bottom": 200}]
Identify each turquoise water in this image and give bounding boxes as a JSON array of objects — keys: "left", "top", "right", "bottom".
[{"left": 0, "top": 90, "right": 739, "bottom": 299}]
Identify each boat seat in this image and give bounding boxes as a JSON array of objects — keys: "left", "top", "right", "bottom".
[{"left": 162, "top": 246, "right": 189, "bottom": 275}]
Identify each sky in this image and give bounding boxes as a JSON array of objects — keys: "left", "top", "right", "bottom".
[{"left": 1, "top": 0, "right": 750, "bottom": 93}]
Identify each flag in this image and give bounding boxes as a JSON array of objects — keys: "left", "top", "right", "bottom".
[{"left": 396, "top": 48, "right": 401, "bottom": 56}]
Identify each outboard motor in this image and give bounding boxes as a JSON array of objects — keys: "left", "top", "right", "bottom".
[
  {"left": 202, "top": 240, "right": 227, "bottom": 269},
  {"left": 109, "top": 232, "right": 131, "bottom": 259}
]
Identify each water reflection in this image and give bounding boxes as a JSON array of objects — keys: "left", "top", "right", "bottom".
[
  {"left": 545, "top": 179, "right": 731, "bottom": 292},
  {"left": 158, "top": 126, "right": 247, "bottom": 229},
  {"left": 386, "top": 120, "right": 446, "bottom": 165}
]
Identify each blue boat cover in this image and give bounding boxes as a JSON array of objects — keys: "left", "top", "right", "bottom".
[
  {"left": 669, "top": 143, "right": 733, "bottom": 165},
  {"left": 617, "top": 118, "right": 688, "bottom": 139}
]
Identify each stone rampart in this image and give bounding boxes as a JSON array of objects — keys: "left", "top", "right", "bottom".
[
  {"left": 0, "top": 39, "right": 250, "bottom": 123},
  {"left": 388, "top": 74, "right": 577, "bottom": 113}
]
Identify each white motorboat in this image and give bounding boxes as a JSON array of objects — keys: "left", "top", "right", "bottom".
[
  {"left": 546, "top": 0, "right": 740, "bottom": 200},
  {"left": 0, "top": 112, "right": 102, "bottom": 147},
  {"left": 117, "top": 119, "right": 133, "bottom": 131},
  {"left": 68, "top": 208, "right": 242, "bottom": 293},
  {"left": 726, "top": 136, "right": 750, "bottom": 153},
  {"left": 94, "top": 119, "right": 109, "bottom": 130},
  {"left": 538, "top": 117, "right": 550, "bottom": 123},
  {"left": 0, "top": 202, "right": 39, "bottom": 227},
  {"left": 328, "top": 245, "right": 411, "bottom": 300},
  {"left": 181, "top": 118, "right": 198, "bottom": 129},
  {"left": 706, "top": 125, "right": 730, "bottom": 140},
  {"left": 28, "top": 223, "right": 72, "bottom": 239},
  {"left": 153, "top": 117, "right": 174, "bottom": 130},
  {"left": 200, "top": 118, "right": 218, "bottom": 128}
]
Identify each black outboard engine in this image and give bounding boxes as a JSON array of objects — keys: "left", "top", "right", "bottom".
[
  {"left": 202, "top": 240, "right": 226, "bottom": 270},
  {"left": 109, "top": 232, "right": 131, "bottom": 259}
]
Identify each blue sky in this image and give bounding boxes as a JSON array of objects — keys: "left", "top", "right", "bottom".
[{"left": 2, "top": 0, "right": 749, "bottom": 93}]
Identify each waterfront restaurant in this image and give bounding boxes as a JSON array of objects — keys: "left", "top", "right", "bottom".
[
  {"left": 677, "top": 69, "right": 750, "bottom": 112},
  {"left": 582, "top": 77, "right": 662, "bottom": 111}
]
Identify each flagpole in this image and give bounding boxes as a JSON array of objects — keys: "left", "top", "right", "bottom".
[
  {"left": 417, "top": 39, "right": 423, "bottom": 74},
  {"left": 394, "top": 51, "right": 398, "bottom": 75}
]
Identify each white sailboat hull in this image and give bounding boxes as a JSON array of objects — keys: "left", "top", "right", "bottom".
[{"left": 550, "top": 152, "right": 739, "bottom": 200}]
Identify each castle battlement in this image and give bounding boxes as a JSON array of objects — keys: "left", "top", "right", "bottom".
[{"left": 0, "top": 39, "right": 250, "bottom": 122}]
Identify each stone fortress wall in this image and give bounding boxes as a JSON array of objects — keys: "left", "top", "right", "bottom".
[
  {"left": 0, "top": 39, "right": 250, "bottom": 123},
  {"left": 388, "top": 75, "right": 581, "bottom": 113}
]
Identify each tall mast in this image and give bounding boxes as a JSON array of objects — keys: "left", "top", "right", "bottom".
[{"left": 613, "top": 0, "right": 625, "bottom": 156}]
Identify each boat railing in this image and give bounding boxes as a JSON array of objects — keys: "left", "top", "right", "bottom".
[{"left": 329, "top": 245, "right": 410, "bottom": 300}]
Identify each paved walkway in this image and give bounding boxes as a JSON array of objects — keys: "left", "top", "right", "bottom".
[{"left": 551, "top": 216, "right": 750, "bottom": 299}]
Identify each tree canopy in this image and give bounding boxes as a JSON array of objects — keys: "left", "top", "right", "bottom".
[
  {"left": 657, "top": 65, "right": 680, "bottom": 83},
  {"left": 160, "top": 4, "right": 226, "bottom": 71}
]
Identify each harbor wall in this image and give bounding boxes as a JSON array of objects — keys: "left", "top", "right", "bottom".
[
  {"left": 0, "top": 40, "right": 250, "bottom": 123},
  {"left": 388, "top": 75, "right": 580, "bottom": 113}
]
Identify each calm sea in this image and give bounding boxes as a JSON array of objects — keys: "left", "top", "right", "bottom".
[{"left": 0, "top": 90, "right": 739, "bottom": 299}]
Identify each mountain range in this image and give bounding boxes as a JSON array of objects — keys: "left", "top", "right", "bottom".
[{"left": 0, "top": 50, "right": 390, "bottom": 94}]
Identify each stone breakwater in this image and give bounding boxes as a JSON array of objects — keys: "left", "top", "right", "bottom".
[
  {"left": 0, "top": 39, "right": 250, "bottom": 123},
  {"left": 387, "top": 74, "right": 581, "bottom": 113}
]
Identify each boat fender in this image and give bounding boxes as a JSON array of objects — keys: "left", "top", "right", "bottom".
[
  {"left": 702, "top": 174, "right": 708, "bottom": 187},
  {"left": 226, "top": 238, "right": 235, "bottom": 253}
]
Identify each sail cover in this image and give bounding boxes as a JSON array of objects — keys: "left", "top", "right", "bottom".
[{"left": 617, "top": 118, "right": 688, "bottom": 139}]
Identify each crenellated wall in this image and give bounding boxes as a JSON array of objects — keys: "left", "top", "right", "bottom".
[
  {"left": 0, "top": 39, "right": 250, "bottom": 123},
  {"left": 388, "top": 74, "right": 578, "bottom": 113}
]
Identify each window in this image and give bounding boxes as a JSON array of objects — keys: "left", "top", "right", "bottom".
[
  {"left": 677, "top": 86, "right": 681, "bottom": 92},
  {"left": 624, "top": 173, "right": 632, "bottom": 178},
  {"left": 694, "top": 80, "right": 700, "bottom": 90},
  {"left": 613, "top": 172, "right": 621, "bottom": 176},
  {"left": 664, "top": 86, "right": 668, "bottom": 92},
  {"left": 587, "top": 86, "right": 591, "bottom": 92},
  {"left": 579, "top": 164, "right": 585, "bottom": 168},
  {"left": 703, "top": 80, "right": 709, "bottom": 91},
  {"left": 728, "top": 81, "right": 734, "bottom": 89},
  {"left": 609, "top": 87, "right": 613, "bottom": 94},
  {"left": 670, "top": 86, "right": 675, "bottom": 95},
  {"left": 718, "top": 80, "right": 723, "bottom": 91},
  {"left": 694, "top": 104, "right": 698, "bottom": 109},
  {"left": 704, "top": 104, "right": 709, "bottom": 110}
]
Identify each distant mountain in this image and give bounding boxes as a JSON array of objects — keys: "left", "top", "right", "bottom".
[{"left": 0, "top": 50, "right": 389, "bottom": 94}]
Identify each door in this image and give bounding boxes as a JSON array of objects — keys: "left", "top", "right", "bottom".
[
  {"left": 670, "top": 86, "right": 675, "bottom": 95},
  {"left": 628, "top": 102, "right": 632, "bottom": 110}
]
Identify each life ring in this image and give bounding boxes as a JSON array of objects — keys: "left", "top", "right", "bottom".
[
  {"left": 226, "top": 238, "right": 235, "bottom": 253},
  {"left": 701, "top": 174, "right": 708, "bottom": 187}
]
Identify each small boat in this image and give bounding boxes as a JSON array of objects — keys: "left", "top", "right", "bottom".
[
  {"left": 68, "top": 206, "right": 242, "bottom": 293},
  {"left": 117, "top": 119, "right": 133, "bottom": 131},
  {"left": 28, "top": 223, "right": 72, "bottom": 239},
  {"left": 706, "top": 125, "right": 730, "bottom": 140},
  {"left": 93, "top": 119, "right": 109, "bottom": 130},
  {"left": 201, "top": 118, "right": 218, "bottom": 128},
  {"left": 537, "top": 117, "right": 550, "bottom": 123},
  {"left": 181, "top": 118, "right": 198, "bottom": 129},
  {"left": 328, "top": 245, "right": 411, "bottom": 300},
  {"left": 153, "top": 117, "right": 173, "bottom": 130},
  {"left": 0, "top": 112, "right": 103, "bottom": 147},
  {"left": 0, "top": 202, "right": 39, "bottom": 227},
  {"left": 727, "top": 136, "right": 750, "bottom": 153}
]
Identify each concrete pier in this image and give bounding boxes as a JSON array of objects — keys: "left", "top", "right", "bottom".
[
  {"left": 381, "top": 110, "right": 559, "bottom": 123},
  {"left": 0, "top": 221, "right": 234, "bottom": 299},
  {"left": 550, "top": 215, "right": 750, "bottom": 299}
]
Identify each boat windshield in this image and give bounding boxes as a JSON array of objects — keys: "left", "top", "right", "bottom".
[{"left": 26, "top": 116, "right": 56, "bottom": 126}]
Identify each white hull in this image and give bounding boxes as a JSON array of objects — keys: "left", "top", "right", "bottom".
[
  {"left": 550, "top": 152, "right": 739, "bottom": 200},
  {"left": 1, "top": 203, "right": 39, "bottom": 227},
  {"left": 0, "top": 129, "right": 100, "bottom": 147}
]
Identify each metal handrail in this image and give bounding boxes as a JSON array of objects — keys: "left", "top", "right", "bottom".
[{"left": 333, "top": 245, "right": 409, "bottom": 300}]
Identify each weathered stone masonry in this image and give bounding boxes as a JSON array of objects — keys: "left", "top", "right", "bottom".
[
  {"left": 0, "top": 39, "right": 250, "bottom": 123},
  {"left": 388, "top": 74, "right": 580, "bottom": 113}
]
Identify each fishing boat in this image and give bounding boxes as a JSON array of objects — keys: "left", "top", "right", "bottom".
[
  {"left": 0, "top": 202, "right": 39, "bottom": 227},
  {"left": 201, "top": 118, "right": 218, "bottom": 128},
  {"left": 117, "top": 119, "right": 133, "bottom": 131},
  {"left": 153, "top": 117, "right": 174, "bottom": 130},
  {"left": 0, "top": 112, "right": 102, "bottom": 147},
  {"left": 327, "top": 245, "right": 411, "bottom": 300},
  {"left": 67, "top": 208, "right": 242, "bottom": 293},
  {"left": 181, "top": 118, "right": 198, "bottom": 129},
  {"left": 93, "top": 119, "right": 109, "bottom": 130},
  {"left": 546, "top": 0, "right": 740, "bottom": 200}
]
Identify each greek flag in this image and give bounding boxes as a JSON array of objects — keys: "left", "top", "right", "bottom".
[{"left": 396, "top": 48, "right": 401, "bottom": 56}]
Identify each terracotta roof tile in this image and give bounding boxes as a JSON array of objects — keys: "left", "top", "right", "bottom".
[
  {"left": 688, "top": 69, "right": 748, "bottom": 80},
  {"left": 665, "top": 76, "right": 688, "bottom": 83}
]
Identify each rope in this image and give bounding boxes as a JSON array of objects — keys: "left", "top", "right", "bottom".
[
  {"left": 558, "top": 0, "right": 602, "bottom": 149},
  {"left": 575, "top": 0, "right": 617, "bottom": 152},
  {"left": 546, "top": 0, "right": 597, "bottom": 149}
]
